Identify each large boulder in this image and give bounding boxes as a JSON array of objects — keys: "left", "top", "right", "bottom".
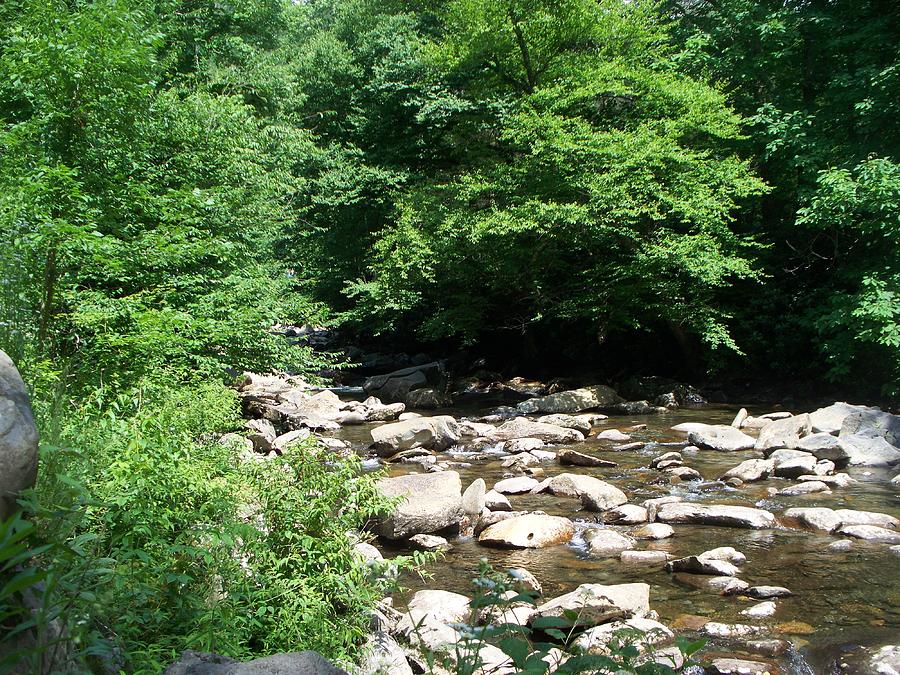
[
  {"left": 0, "top": 351, "right": 39, "bottom": 521},
  {"left": 721, "top": 459, "right": 774, "bottom": 483},
  {"left": 837, "top": 434, "right": 900, "bottom": 467},
  {"left": 478, "top": 514, "right": 575, "bottom": 548},
  {"left": 655, "top": 503, "right": 776, "bottom": 529},
  {"left": 516, "top": 385, "right": 622, "bottom": 414},
  {"left": 373, "top": 472, "right": 463, "bottom": 539},
  {"left": 405, "top": 387, "right": 449, "bottom": 410},
  {"left": 488, "top": 417, "right": 584, "bottom": 444},
  {"left": 840, "top": 409, "right": 900, "bottom": 446},
  {"left": 809, "top": 402, "right": 873, "bottom": 434},
  {"left": 755, "top": 414, "right": 811, "bottom": 452},
  {"left": 688, "top": 425, "right": 756, "bottom": 452},
  {"left": 782, "top": 507, "right": 899, "bottom": 533},
  {"left": 796, "top": 433, "right": 850, "bottom": 462},
  {"left": 370, "top": 416, "right": 461, "bottom": 456},
  {"left": 396, "top": 589, "right": 470, "bottom": 651},
  {"left": 163, "top": 651, "right": 346, "bottom": 675},
  {"left": 363, "top": 362, "right": 444, "bottom": 403},
  {"left": 530, "top": 583, "right": 650, "bottom": 628}
]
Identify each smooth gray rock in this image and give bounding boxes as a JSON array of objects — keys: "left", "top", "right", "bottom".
[
  {"left": 841, "top": 409, "right": 900, "bottom": 446},
  {"left": 558, "top": 448, "right": 617, "bottom": 467},
  {"left": 373, "top": 472, "right": 463, "bottom": 539},
  {"left": 655, "top": 503, "right": 776, "bottom": 529},
  {"left": 494, "top": 476, "right": 539, "bottom": 494},
  {"left": 603, "top": 504, "right": 648, "bottom": 525},
  {"left": 0, "top": 351, "right": 39, "bottom": 521},
  {"left": 632, "top": 523, "right": 675, "bottom": 540},
  {"left": 461, "top": 478, "right": 486, "bottom": 516},
  {"left": 778, "top": 481, "right": 831, "bottom": 495},
  {"left": 370, "top": 416, "right": 461, "bottom": 455},
  {"left": 583, "top": 528, "right": 635, "bottom": 556},
  {"left": 489, "top": 417, "right": 584, "bottom": 444},
  {"left": 755, "top": 413, "right": 811, "bottom": 452},
  {"left": 743, "top": 586, "right": 792, "bottom": 599},
  {"left": 688, "top": 425, "right": 756, "bottom": 452},
  {"left": 666, "top": 556, "right": 740, "bottom": 577},
  {"left": 483, "top": 490, "right": 512, "bottom": 511},
  {"left": 544, "top": 473, "right": 628, "bottom": 511},
  {"left": 530, "top": 583, "right": 649, "bottom": 627},
  {"left": 837, "top": 433, "right": 900, "bottom": 467},
  {"left": 797, "top": 432, "right": 850, "bottom": 462},
  {"left": 478, "top": 514, "right": 575, "bottom": 548},
  {"left": 810, "top": 402, "right": 872, "bottom": 434},
  {"left": 721, "top": 459, "right": 774, "bottom": 483},
  {"left": 773, "top": 453, "right": 818, "bottom": 478},
  {"left": 164, "top": 651, "right": 347, "bottom": 675},
  {"left": 359, "top": 632, "right": 413, "bottom": 675},
  {"left": 537, "top": 414, "right": 592, "bottom": 435},
  {"left": 837, "top": 525, "right": 900, "bottom": 543}
]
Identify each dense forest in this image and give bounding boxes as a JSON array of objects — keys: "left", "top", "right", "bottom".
[{"left": 0, "top": 0, "right": 898, "bottom": 672}]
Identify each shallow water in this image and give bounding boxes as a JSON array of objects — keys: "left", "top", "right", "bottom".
[{"left": 333, "top": 401, "right": 900, "bottom": 673}]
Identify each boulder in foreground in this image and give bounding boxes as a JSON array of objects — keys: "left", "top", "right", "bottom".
[
  {"left": 0, "top": 350, "right": 39, "bottom": 521},
  {"left": 373, "top": 471, "right": 463, "bottom": 539},
  {"left": 478, "top": 514, "right": 575, "bottom": 548}
]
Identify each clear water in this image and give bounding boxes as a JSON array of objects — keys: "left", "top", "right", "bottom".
[{"left": 333, "top": 401, "right": 900, "bottom": 673}]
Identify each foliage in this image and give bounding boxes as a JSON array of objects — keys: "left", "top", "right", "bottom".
[{"left": 416, "top": 561, "right": 705, "bottom": 674}]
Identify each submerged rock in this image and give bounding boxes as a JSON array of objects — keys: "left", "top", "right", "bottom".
[{"left": 583, "top": 528, "right": 635, "bottom": 556}]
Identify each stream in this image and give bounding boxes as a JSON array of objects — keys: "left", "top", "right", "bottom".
[{"left": 333, "top": 398, "right": 900, "bottom": 674}]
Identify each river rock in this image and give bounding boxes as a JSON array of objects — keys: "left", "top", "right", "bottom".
[
  {"left": 530, "top": 583, "right": 650, "bottom": 627},
  {"left": 163, "top": 651, "right": 346, "bottom": 675},
  {"left": 841, "top": 409, "right": 900, "bottom": 446},
  {"left": 543, "top": 473, "right": 628, "bottom": 509},
  {"left": 370, "top": 416, "right": 461, "bottom": 455},
  {"left": 537, "top": 414, "right": 592, "bottom": 435},
  {"left": 508, "top": 567, "right": 542, "bottom": 595},
  {"left": 755, "top": 413, "right": 811, "bottom": 452},
  {"left": 866, "top": 645, "right": 900, "bottom": 675},
  {"left": 688, "top": 425, "right": 756, "bottom": 452},
  {"left": 666, "top": 556, "right": 740, "bottom": 577},
  {"left": 671, "top": 422, "right": 713, "bottom": 434},
  {"left": 837, "top": 525, "right": 900, "bottom": 543},
  {"left": 573, "top": 617, "right": 673, "bottom": 654},
  {"left": 478, "top": 514, "right": 575, "bottom": 548},
  {"left": 516, "top": 385, "right": 622, "bottom": 414},
  {"left": 373, "top": 471, "right": 463, "bottom": 540},
  {"left": 365, "top": 401, "right": 407, "bottom": 422},
  {"left": 797, "top": 472, "right": 854, "bottom": 487},
  {"left": 642, "top": 496, "right": 682, "bottom": 522},
  {"left": 489, "top": 418, "right": 584, "bottom": 444},
  {"left": 701, "top": 546, "right": 747, "bottom": 563},
  {"left": 408, "top": 534, "right": 450, "bottom": 551},
  {"left": 731, "top": 408, "right": 749, "bottom": 428},
  {"left": 558, "top": 448, "right": 617, "bottom": 467},
  {"left": 604, "top": 504, "right": 648, "bottom": 525},
  {"left": 778, "top": 481, "right": 831, "bottom": 495},
  {"left": 494, "top": 476, "right": 539, "bottom": 494},
  {"left": 783, "top": 507, "right": 898, "bottom": 533},
  {"left": 797, "top": 432, "right": 850, "bottom": 462},
  {"left": 837, "top": 433, "right": 900, "bottom": 467},
  {"left": 808, "top": 402, "right": 868, "bottom": 434},
  {"left": 461, "top": 478, "right": 486, "bottom": 516},
  {"left": 359, "top": 632, "right": 413, "bottom": 675},
  {"left": 744, "top": 585, "right": 792, "bottom": 599},
  {"left": 396, "top": 589, "right": 470, "bottom": 651},
  {"left": 620, "top": 550, "right": 671, "bottom": 564},
  {"left": 633, "top": 523, "right": 674, "bottom": 539},
  {"left": 245, "top": 418, "right": 277, "bottom": 452},
  {"left": 483, "top": 490, "right": 512, "bottom": 512},
  {"left": 650, "top": 452, "right": 683, "bottom": 469},
  {"left": 666, "top": 466, "right": 703, "bottom": 482},
  {"left": 741, "top": 601, "right": 777, "bottom": 618},
  {"left": 596, "top": 429, "right": 631, "bottom": 442},
  {"left": 656, "top": 503, "right": 776, "bottom": 529},
  {"left": 0, "top": 352, "right": 39, "bottom": 521},
  {"left": 813, "top": 459, "right": 836, "bottom": 475},
  {"left": 583, "top": 528, "right": 635, "bottom": 556},
  {"left": 708, "top": 657, "right": 772, "bottom": 674},
  {"left": 722, "top": 459, "right": 774, "bottom": 483},
  {"left": 773, "top": 453, "right": 818, "bottom": 478}
]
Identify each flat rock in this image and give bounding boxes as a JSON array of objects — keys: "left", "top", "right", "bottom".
[
  {"left": 755, "top": 413, "right": 811, "bottom": 452},
  {"left": 620, "top": 550, "right": 671, "bottom": 564},
  {"left": 516, "top": 385, "right": 622, "bottom": 414},
  {"left": 478, "top": 514, "right": 575, "bottom": 548},
  {"left": 163, "top": 650, "right": 347, "bottom": 675},
  {"left": 773, "top": 453, "right": 818, "bottom": 478},
  {"left": 666, "top": 556, "right": 740, "bottom": 576},
  {"left": 666, "top": 466, "right": 703, "bottom": 481},
  {"left": 603, "top": 504, "right": 648, "bottom": 525},
  {"left": 810, "top": 402, "right": 872, "bottom": 434},
  {"left": 489, "top": 417, "right": 584, "bottom": 444},
  {"left": 741, "top": 601, "right": 777, "bottom": 618},
  {"left": 408, "top": 534, "right": 450, "bottom": 551},
  {"left": 505, "top": 437, "right": 545, "bottom": 453},
  {"left": 778, "top": 481, "right": 831, "bottom": 495},
  {"left": 744, "top": 585, "right": 792, "bottom": 599},
  {"left": 702, "top": 622, "right": 764, "bottom": 638},
  {"left": 632, "top": 523, "right": 675, "bottom": 539},
  {"left": 841, "top": 409, "right": 900, "bottom": 446},
  {"left": 656, "top": 503, "right": 776, "bottom": 529},
  {"left": 530, "top": 583, "right": 650, "bottom": 628},
  {"left": 596, "top": 429, "right": 631, "bottom": 442},
  {"left": 837, "top": 525, "right": 900, "bottom": 543},
  {"left": 537, "top": 414, "right": 592, "bottom": 435},
  {"left": 558, "top": 448, "right": 617, "bottom": 467},
  {"left": 700, "top": 546, "right": 746, "bottom": 563},
  {"left": 650, "top": 451, "right": 683, "bottom": 468},
  {"left": 722, "top": 459, "right": 774, "bottom": 483},
  {"left": 783, "top": 507, "right": 898, "bottom": 533},
  {"left": 708, "top": 657, "right": 773, "bottom": 675},
  {"left": 797, "top": 472, "right": 854, "bottom": 487},
  {"left": 583, "top": 528, "right": 635, "bottom": 556},
  {"left": 494, "top": 476, "right": 539, "bottom": 494},
  {"left": 572, "top": 617, "right": 672, "bottom": 654},
  {"left": 688, "top": 425, "right": 756, "bottom": 452},
  {"left": 373, "top": 471, "right": 463, "bottom": 540}
]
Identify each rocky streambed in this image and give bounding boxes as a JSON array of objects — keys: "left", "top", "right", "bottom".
[{"left": 233, "top": 374, "right": 900, "bottom": 674}]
